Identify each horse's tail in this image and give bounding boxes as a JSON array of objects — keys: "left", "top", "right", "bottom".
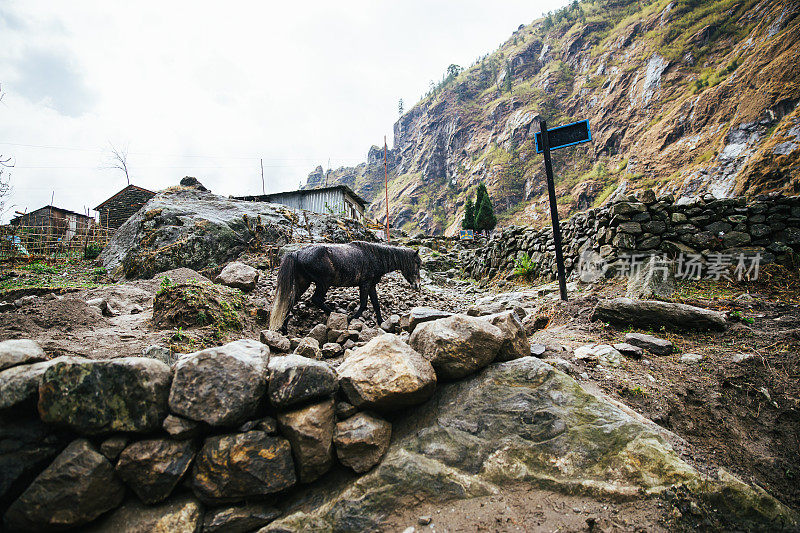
[{"left": 269, "top": 253, "right": 297, "bottom": 330}]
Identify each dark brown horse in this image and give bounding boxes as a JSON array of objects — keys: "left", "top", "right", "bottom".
[{"left": 269, "top": 241, "right": 421, "bottom": 332}]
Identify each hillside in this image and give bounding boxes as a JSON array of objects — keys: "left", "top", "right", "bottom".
[{"left": 308, "top": 0, "right": 800, "bottom": 235}]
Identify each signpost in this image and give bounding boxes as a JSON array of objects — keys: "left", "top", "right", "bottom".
[{"left": 535, "top": 119, "right": 592, "bottom": 301}]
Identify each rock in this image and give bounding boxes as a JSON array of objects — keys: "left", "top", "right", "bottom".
[
  {"left": 243, "top": 416, "right": 277, "bottom": 434},
  {"left": 624, "top": 333, "right": 674, "bottom": 356},
  {"left": 191, "top": 431, "right": 296, "bottom": 504},
  {"left": 162, "top": 414, "right": 202, "bottom": 439},
  {"left": 0, "top": 356, "right": 86, "bottom": 411},
  {"left": 99, "top": 186, "right": 374, "bottom": 279},
  {"left": 277, "top": 399, "right": 335, "bottom": 483},
  {"left": 142, "top": 345, "right": 176, "bottom": 366},
  {"left": 0, "top": 415, "right": 70, "bottom": 512},
  {"left": 409, "top": 315, "right": 504, "bottom": 380},
  {"left": 265, "top": 356, "right": 798, "bottom": 532},
  {"left": 333, "top": 412, "right": 392, "bottom": 473},
  {"left": 307, "top": 324, "right": 328, "bottom": 345},
  {"left": 268, "top": 354, "right": 337, "bottom": 409},
  {"left": 328, "top": 329, "right": 346, "bottom": 344},
  {"left": 479, "top": 311, "right": 531, "bottom": 362},
  {"left": 592, "top": 298, "right": 727, "bottom": 330},
  {"left": 723, "top": 231, "right": 751, "bottom": 248},
  {"left": 85, "top": 494, "right": 202, "bottom": 533},
  {"left": 203, "top": 502, "right": 281, "bottom": 533},
  {"left": 321, "top": 342, "right": 342, "bottom": 358},
  {"left": 180, "top": 175, "right": 208, "bottom": 190},
  {"left": 327, "top": 312, "right": 349, "bottom": 331},
  {"left": 418, "top": 515, "right": 433, "bottom": 526},
  {"left": 573, "top": 344, "right": 623, "bottom": 367},
  {"left": 408, "top": 307, "right": 453, "bottom": 332},
  {"left": 294, "top": 337, "right": 322, "bottom": 359},
  {"left": 153, "top": 280, "right": 246, "bottom": 330},
  {"left": 39, "top": 357, "right": 171, "bottom": 435},
  {"left": 0, "top": 339, "right": 46, "bottom": 372},
  {"left": 217, "top": 261, "right": 259, "bottom": 291},
  {"left": 680, "top": 353, "right": 704, "bottom": 364},
  {"left": 4, "top": 439, "right": 124, "bottom": 531},
  {"left": 337, "top": 334, "right": 436, "bottom": 410},
  {"left": 99, "top": 436, "right": 129, "bottom": 460},
  {"left": 169, "top": 339, "right": 269, "bottom": 427},
  {"left": 530, "top": 343, "right": 546, "bottom": 357},
  {"left": 625, "top": 256, "right": 676, "bottom": 299},
  {"left": 466, "top": 301, "right": 507, "bottom": 317},
  {"left": 260, "top": 329, "right": 291, "bottom": 353},
  {"left": 115, "top": 438, "right": 196, "bottom": 504},
  {"left": 359, "top": 327, "right": 381, "bottom": 343},
  {"left": 732, "top": 352, "right": 757, "bottom": 364},
  {"left": 613, "top": 343, "right": 644, "bottom": 359},
  {"left": 335, "top": 401, "right": 358, "bottom": 419}
]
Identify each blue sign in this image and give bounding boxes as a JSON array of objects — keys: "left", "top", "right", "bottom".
[
  {"left": 535, "top": 119, "right": 591, "bottom": 153},
  {"left": 459, "top": 229, "right": 474, "bottom": 240}
]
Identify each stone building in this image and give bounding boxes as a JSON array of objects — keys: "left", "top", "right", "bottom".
[{"left": 94, "top": 184, "right": 156, "bottom": 230}]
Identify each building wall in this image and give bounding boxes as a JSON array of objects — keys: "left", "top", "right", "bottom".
[
  {"left": 98, "top": 188, "right": 155, "bottom": 230},
  {"left": 11, "top": 207, "right": 94, "bottom": 241},
  {"left": 244, "top": 189, "right": 364, "bottom": 220}
]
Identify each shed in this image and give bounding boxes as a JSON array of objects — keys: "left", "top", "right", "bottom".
[
  {"left": 94, "top": 184, "right": 156, "bottom": 230},
  {"left": 235, "top": 185, "right": 367, "bottom": 220},
  {"left": 10, "top": 206, "right": 95, "bottom": 242}
]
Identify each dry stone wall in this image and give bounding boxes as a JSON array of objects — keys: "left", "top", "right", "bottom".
[{"left": 462, "top": 192, "right": 800, "bottom": 281}]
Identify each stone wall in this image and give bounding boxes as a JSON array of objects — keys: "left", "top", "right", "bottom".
[
  {"left": 0, "top": 310, "right": 529, "bottom": 532},
  {"left": 461, "top": 192, "right": 800, "bottom": 281}
]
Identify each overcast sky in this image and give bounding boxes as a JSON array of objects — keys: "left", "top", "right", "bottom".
[{"left": 0, "top": 0, "right": 568, "bottom": 222}]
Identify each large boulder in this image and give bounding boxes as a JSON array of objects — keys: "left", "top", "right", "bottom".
[
  {"left": 337, "top": 334, "right": 436, "bottom": 410},
  {"left": 624, "top": 332, "right": 674, "bottom": 356},
  {"left": 0, "top": 356, "right": 87, "bottom": 411},
  {"left": 115, "top": 438, "right": 197, "bottom": 504},
  {"left": 191, "top": 431, "right": 296, "bottom": 504},
  {"left": 217, "top": 261, "right": 259, "bottom": 291},
  {"left": 268, "top": 354, "right": 337, "bottom": 409},
  {"left": 38, "top": 358, "right": 171, "bottom": 435},
  {"left": 592, "top": 298, "right": 727, "bottom": 330},
  {"left": 479, "top": 311, "right": 531, "bottom": 362},
  {"left": 4, "top": 439, "right": 124, "bottom": 531},
  {"left": 203, "top": 502, "right": 281, "bottom": 533},
  {"left": 0, "top": 415, "right": 70, "bottom": 514},
  {"left": 85, "top": 494, "right": 203, "bottom": 533},
  {"left": 169, "top": 339, "right": 269, "bottom": 427},
  {"left": 408, "top": 307, "right": 453, "bottom": 332},
  {"left": 277, "top": 399, "right": 336, "bottom": 483},
  {"left": 152, "top": 280, "right": 246, "bottom": 330},
  {"left": 333, "top": 412, "right": 392, "bottom": 473},
  {"left": 265, "top": 357, "right": 798, "bottom": 532},
  {"left": 409, "top": 315, "right": 504, "bottom": 379},
  {"left": 0, "top": 339, "right": 46, "bottom": 372},
  {"left": 98, "top": 186, "right": 374, "bottom": 279}
]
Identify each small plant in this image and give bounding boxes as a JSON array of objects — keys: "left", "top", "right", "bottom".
[
  {"left": 84, "top": 242, "right": 103, "bottom": 260},
  {"left": 92, "top": 267, "right": 107, "bottom": 282},
  {"left": 159, "top": 276, "right": 174, "bottom": 294},
  {"left": 513, "top": 252, "right": 537, "bottom": 278},
  {"left": 171, "top": 327, "right": 185, "bottom": 342}
]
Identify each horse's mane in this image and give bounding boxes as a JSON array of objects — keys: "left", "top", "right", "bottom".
[{"left": 349, "top": 241, "right": 416, "bottom": 272}]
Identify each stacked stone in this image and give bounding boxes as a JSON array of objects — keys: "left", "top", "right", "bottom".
[{"left": 462, "top": 192, "right": 800, "bottom": 281}]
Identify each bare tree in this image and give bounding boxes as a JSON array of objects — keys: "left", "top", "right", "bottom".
[
  {"left": 0, "top": 84, "right": 13, "bottom": 216},
  {"left": 104, "top": 142, "right": 130, "bottom": 185}
]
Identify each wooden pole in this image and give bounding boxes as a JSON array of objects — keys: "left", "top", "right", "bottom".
[
  {"left": 260, "top": 158, "right": 265, "bottom": 195},
  {"left": 384, "top": 136, "right": 390, "bottom": 243},
  {"left": 540, "top": 120, "right": 568, "bottom": 301}
]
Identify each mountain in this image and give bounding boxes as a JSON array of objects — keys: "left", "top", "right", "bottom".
[{"left": 308, "top": 0, "right": 800, "bottom": 235}]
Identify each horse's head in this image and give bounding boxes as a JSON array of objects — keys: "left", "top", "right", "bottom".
[{"left": 402, "top": 250, "right": 422, "bottom": 291}]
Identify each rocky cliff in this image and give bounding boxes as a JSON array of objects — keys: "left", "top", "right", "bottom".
[{"left": 310, "top": 0, "right": 800, "bottom": 235}]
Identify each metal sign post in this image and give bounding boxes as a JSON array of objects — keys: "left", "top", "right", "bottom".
[{"left": 536, "top": 119, "right": 593, "bottom": 302}]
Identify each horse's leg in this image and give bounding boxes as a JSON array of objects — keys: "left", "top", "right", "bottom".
[
  {"left": 351, "top": 284, "right": 369, "bottom": 320},
  {"left": 281, "top": 276, "right": 311, "bottom": 334},
  {"left": 368, "top": 283, "right": 383, "bottom": 325},
  {"left": 311, "top": 283, "right": 334, "bottom": 313}
]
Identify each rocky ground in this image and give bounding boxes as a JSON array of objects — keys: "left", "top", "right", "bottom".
[{"left": 1, "top": 239, "right": 798, "bottom": 532}]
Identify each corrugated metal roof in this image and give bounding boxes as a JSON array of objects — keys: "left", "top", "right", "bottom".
[{"left": 235, "top": 184, "right": 368, "bottom": 209}]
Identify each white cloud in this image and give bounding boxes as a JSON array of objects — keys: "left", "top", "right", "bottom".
[{"left": 0, "top": 0, "right": 568, "bottom": 222}]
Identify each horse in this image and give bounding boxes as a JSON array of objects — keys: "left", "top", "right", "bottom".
[{"left": 269, "top": 241, "right": 421, "bottom": 333}]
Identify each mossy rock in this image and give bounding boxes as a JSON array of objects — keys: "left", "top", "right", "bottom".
[{"left": 152, "top": 281, "right": 245, "bottom": 330}]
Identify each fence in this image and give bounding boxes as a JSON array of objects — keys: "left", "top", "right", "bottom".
[{"left": 0, "top": 223, "right": 113, "bottom": 262}]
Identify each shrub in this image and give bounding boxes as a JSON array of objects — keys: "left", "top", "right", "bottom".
[
  {"left": 84, "top": 243, "right": 103, "bottom": 260},
  {"left": 513, "top": 252, "right": 537, "bottom": 278}
]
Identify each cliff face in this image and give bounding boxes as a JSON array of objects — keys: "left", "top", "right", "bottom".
[{"left": 310, "top": 0, "right": 800, "bottom": 235}]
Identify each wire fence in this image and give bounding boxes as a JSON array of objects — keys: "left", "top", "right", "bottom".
[{"left": 0, "top": 223, "right": 113, "bottom": 263}]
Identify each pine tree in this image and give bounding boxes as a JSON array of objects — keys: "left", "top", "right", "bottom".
[
  {"left": 475, "top": 182, "right": 488, "bottom": 214},
  {"left": 462, "top": 197, "right": 475, "bottom": 230},
  {"left": 475, "top": 194, "right": 497, "bottom": 232}
]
